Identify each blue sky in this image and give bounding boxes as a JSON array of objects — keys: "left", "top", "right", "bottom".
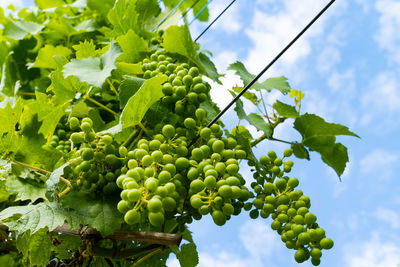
[{"left": 4, "top": 0, "right": 400, "bottom": 266}]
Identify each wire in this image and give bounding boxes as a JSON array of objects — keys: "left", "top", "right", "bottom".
[
  {"left": 189, "top": 0, "right": 213, "bottom": 25},
  {"left": 194, "top": 0, "right": 236, "bottom": 42},
  {"left": 190, "top": 0, "right": 336, "bottom": 146},
  {"left": 181, "top": 0, "right": 202, "bottom": 19},
  {"left": 152, "top": 0, "right": 186, "bottom": 32}
]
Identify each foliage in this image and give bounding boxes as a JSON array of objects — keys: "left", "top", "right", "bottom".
[{"left": 0, "top": 0, "right": 357, "bottom": 266}]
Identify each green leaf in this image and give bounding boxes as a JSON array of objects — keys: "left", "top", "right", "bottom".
[
  {"left": 294, "top": 113, "right": 359, "bottom": 176},
  {"left": 228, "top": 61, "right": 291, "bottom": 94},
  {"left": 107, "top": 0, "right": 139, "bottom": 36},
  {"left": 192, "top": 0, "right": 209, "bottom": 21},
  {"left": 52, "top": 234, "right": 82, "bottom": 259},
  {"left": 63, "top": 42, "right": 122, "bottom": 88},
  {"left": 119, "top": 76, "right": 145, "bottom": 109},
  {"left": 198, "top": 51, "right": 220, "bottom": 83},
  {"left": 5, "top": 175, "right": 47, "bottom": 203},
  {"left": 173, "top": 243, "right": 199, "bottom": 267},
  {"left": 29, "top": 45, "right": 72, "bottom": 69},
  {"left": 135, "top": 0, "right": 161, "bottom": 30},
  {"left": 0, "top": 202, "right": 82, "bottom": 233},
  {"left": 19, "top": 228, "right": 52, "bottom": 267},
  {"left": 49, "top": 70, "right": 79, "bottom": 106},
  {"left": 231, "top": 95, "right": 247, "bottom": 121},
  {"left": 199, "top": 98, "right": 222, "bottom": 123},
  {"left": 46, "top": 162, "right": 69, "bottom": 194},
  {"left": 2, "top": 19, "right": 44, "bottom": 40},
  {"left": 62, "top": 192, "right": 123, "bottom": 236},
  {"left": 247, "top": 113, "right": 273, "bottom": 138},
  {"left": 231, "top": 86, "right": 258, "bottom": 105},
  {"left": 291, "top": 142, "right": 310, "bottom": 160},
  {"left": 73, "top": 40, "right": 98, "bottom": 59},
  {"left": 116, "top": 29, "right": 148, "bottom": 63},
  {"left": 27, "top": 91, "right": 69, "bottom": 140},
  {"left": 273, "top": 100, "right": 299, "bottom": 118},
  {"left": 87, "top": 0, "right": 115, "bottom": 16},
  {"left": 35, "top": 0, "right": 65, "bottom": 9},
  {"left": 0, "top": 180, "right": 9, "bottom": 202},
  {"left": 0, "top": 98, "right": 23, "bottom": 134},
  {"left": 162, "top": 25, "right": 202, "bottom": 70},
  {"left": 116, "top": 62, "right": 144, "bottom": 76},
  {"left": 121, "top": 75, "right": 167, "bottom": 128}
]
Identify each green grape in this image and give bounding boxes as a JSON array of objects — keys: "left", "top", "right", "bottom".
[
  {"left": 204, "top": 176, "right": 216, "bottom": 189},
  {"left": 190, "top": 179, "right": 205, "bottom": 193},
  {"left": 71, "top": 132, "right": 84, "bottom": 144},
  {"left": 212, "top": 140, "right": 224, "bottom": 153},
  {"left": 117, "top": 200, "right": 131, "bottom": 214},
  {"left": 275, "top": 178, "right": 287, "bottom": 190},
  {"left": 284, "top": 148, "right": 293, "bottom": 157},
  {"left": 195, "top": 108, "right": 206, "bottom": 120},
  {"left": 311, "top": 258, "right": 321, "bottom": 266},
  {"left": 287, "top": 178, "right": 299, "bottom": 188},
  {"left": 304, "top": 212, "right": 317, "bottom": 225},
  {"left": 294, "top": 248, "right": 309, "bottom": 263},
  {"left": 218, "top": 185, "right": 232, "bottom": 199},
  {"left": 162, "top": 197, "right": 176, "bottom": 212},
  {"left": 212, "top": 210, "right": 226, "bottom": 226},
  {"left": 226, "top": 164, "right": 238, "bottom": 175},
  {"left": 310, "top": 248, "right": 322, "bottom": 259},
  {"left": 147, "top": 198, "right": 163, "bottom": 212},
  {"left": 175, "top": 157, "right": 189, "bottom": 170},
  {"left": 101, "top": 135, "right": 113, "bottom": 145},
  {"left": 190, "top": 196, "right": 203, "bottom": 209},
  {"left": 69, "top": 117, "right": 80, "bottom": 130},
  {"left": 298, "top": 232, "right": 311, "bottom": 245},
  {"left": 145, "top": 178, "right": 159, "bottom": 191},
  {"left": 162, "top": 124, "right": 175, "bottom": 139},
  {"left": 127, "top": 189, "right": 142, "bottom": 202},
  {"left": 274, "top": 158, "right": 283, "bottom": 166},
  {"left": 268, "top": 151, "right": 277, "bottom": 160},
  {"left": 148, "top": 212, "right": 164, "bottom": 227},
  {"left": 124, "top": 209, "right": 141, "bottom": 225},
  {"left": 188, "top": 67, "right": 199, "bottom": 77},
  {"left": 320, "top": 238, "right": 334, "bottom": 249}
]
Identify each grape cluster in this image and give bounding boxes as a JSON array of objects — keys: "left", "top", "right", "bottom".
[
  {"left": 245, "top": 149, "right": 333, "bottom": 266},
  {"left": 64, "top": 117, "right": 121, "bottom": 194},
  {"left": 49, "top": 117, "right": 72, "bottom": 153}
]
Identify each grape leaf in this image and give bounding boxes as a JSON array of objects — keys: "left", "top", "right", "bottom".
[
  {"left": 62, "top": 192, "right": 123, "bottom": 236},
  {"left": 121, "top": 75, "right": 167, "bottom": 128},
  {"left": 119, "top": 76, "right": 145, "bottom": 108},
  {"left": 49, "top": 70, "right": 79, "bottom": 106},
  {"left": 291, "top": 142, "right": 310, "bottom": 160},
  {"left": 294, "top": 113, "right": 359, "bottom": 176},
  {"left": 198, "top": 51, "right": 220, "bottom": 83},
  {"left": 171, "top": 243, "right": 199, "bottom": 267},
  {"left": 63, "top": 41, "right": 122, "bottom": 88},
  {"left": 107, "top": 0, "right": 139, "bottom": 36},
  {"left": 192, "top": 0, "right": 209, "bottom": 21},
  {"left": 28, "top": 45, "right": 72, "bottom": 69},
  {"left": 35, "top": 0, "right": 65, "bottom": 9},
  {"left": 0, "top": 180, "right": 9, "bottom": 202},
  {"left": 231, "top": 86, "right": 259, "bottom": 105},
  {"left": 0, "top": 98, "right": 23, "bottom": 134},
  {"left": 73, "top": 40, "right": 98, "bottom": 59},
  {"left": 16, "top": 228, "right": 52, "bottom": 267},
  {"left": 87, "top": 0, "right": 116, "bottom": 16},
  {"left": 135, "top": 0, "right": 161, "bottom": 31},
  {"left": 228, "top": 61, "right": 291, "bottom": 94},
  {"left": 162, "top": 25, "right": 203, "bottom": 70},
  {"left": 247, "top": 113, "right": 273, "bottom": 138},
  {"left": 116, "top": 29, "right": 148, "bottom": 63},
  {"left": 2, "top": 19, "right": 44, "bottom": 40},
  {"left": 273, "top": 100, "right": 299, "bottom": 118},
  {"left": 5, "top": 175, "right": 47, "bottom": 203},
  {"left": 46, "top": 162, "right": 69, "bottom": 194},
  {"left": 0, "top": 202, "right": 82, "bottom": 233},
  {"left": 116, "top": 62, "right": 144, "bottom": 76}
]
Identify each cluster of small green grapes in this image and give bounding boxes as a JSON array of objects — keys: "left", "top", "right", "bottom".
[
  {"left": 64, "top": 117, "right": 121, "bottom": 194},
  {"left": 142, "top": 50, "right": 209, "bottom": 116},
  {"left": 49, "top": 117, "right": 72, "bottom": 153},
  {"left": 245, "top": 149, "right": 333, "bottom": 266},
  {"left": 116, "top": 118, "right": 251, "bottom": 228}
]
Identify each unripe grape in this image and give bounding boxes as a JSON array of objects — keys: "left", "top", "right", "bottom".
[
  {"left": 212, "top": 210, "right": 226, "bottom": 226},
  {"left": 190, "top": 196, "right": 203, "bottom": 209},
  {"left": 117, "top": 200, "right": 131, "bottom": 214},
  {"left": 148, "top": 212, "right": 164, "bottom": 227},
  {"left": 304, "top": 212, "right": 317, "bottom": 225},
  {"left": 175, "top": 157, "right": 189, "bottom": 170},
  {"left": 188, "top": 67, "right": 199, "bottom": 77},
  {"left": 311, "top": 258, "right": 321, "bottom": 266},
  {"left": 162, "top": 197, "right": 176, "bottom": 212},
  {"left": 310, "top": 248, "right": 322, "bottom": 259},
  {"left": 195, "top": 108, "right": 206, "bottom": 120},
  {"left": 162, "top": 124, "right": 175, "bottom": 139},
  {"left": 101, "top": 135, "right": 113, "bottom": 145},
  {"left": 69, "top": 117, "right": 80, "bottom": 130},
  {"left": 190, "top": 179, "right": 205, "bottom": 193},
  {"left": 218, "top": 185, "right": 232, "bottom": 199},
  {"left": 294, "top": 248, "right": 308, "bottom": 263},
  {"left": 275, "top": 178, "right": 287, "bottom": 191},
  {"left": 71, "top": 132, "right": 84, "bottom": 144},
  {"left": 320, "top": 238, "right": 334, "bottom": 249},
  {"left": 127, "top": 189, "right": 141, "bottom": 202},
  {"left": 147, "top": 198, "right": 163, "bottom": 212},
  {"left": 284, "top": 148, "right": 293, "bottom": 157},
  {"left": 119, "top": 146, "right": 128, "bottom": 157},
  {"left": 124, "top": 209, "right": 140, "bottom": 225}
]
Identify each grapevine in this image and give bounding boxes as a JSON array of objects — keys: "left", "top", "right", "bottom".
[{"left": 0, "top": 1, "right": 358, "bottom": 266}]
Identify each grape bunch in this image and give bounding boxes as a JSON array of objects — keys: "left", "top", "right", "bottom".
[
  {"left": 48, "top": 117, "right": 72, "bottom": 154},
  {"left": 64, "top": 117, "right": 121, "bottom": 194},
  {"left": 245, "top": 149, "right": 333, "bottom": 266}
]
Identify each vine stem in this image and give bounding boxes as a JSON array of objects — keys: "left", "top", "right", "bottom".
[
  {"left": 84, "top": 95, "right": 119, "bottom": 117},
  {"left": 132, "top": 247, "right": 164, "bottom": 267},
  {"left": 251, "top": 134, "right": 294, "bottom": 147},
  {"left": 106, "top": 78, "right": 119, "bottom": 96},
  {"left": 12, "top": 160, "right": 71, "bottom": 188}
]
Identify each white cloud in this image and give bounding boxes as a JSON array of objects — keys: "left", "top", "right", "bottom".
[
  {"left": 344, "top": 235, "right": 400, "bottom": 267},
  {"left": 0, "top": 0, "right": 23, "bottom": 9},
  {"left": 179, "top": 220, "right": 281, "bottom": 267},
  {"left": 243, "top": 0, "right": 338, "bottom": 77},
  {"left": 374, "top": 0, "right": 400, "bottom": 64},
  {"left": 213, "top": 50, "right": 238, "bottom": 73},
  {"left": 374, "top": 208, "right": 400, "bottom": 229},
  {"left": 208, "top": 1, "right": 242, "bottom": 34},
  {"left": 317, "top": 45, "right": 341, "bottom": 73},
  {"left": 359, "top": 149, "right": 399, "bottom": 179},
  {"left": 360, "top": 71, "right": 400, "bottom": 131}
]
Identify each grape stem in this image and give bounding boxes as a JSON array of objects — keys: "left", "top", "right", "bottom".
[
  {"left": 251, "top": 134, "right": 293, "bottom": 147},
  {"left": 132, "top": 247, "right": 164, "bottom": 267},
  {"left": 84, "top": 95, "right": 119, "bottom": 117},
  {"left": 11, "top": 160, "right": 72, "bottom": 188},
  {"left": 106, "top": 78, "right": 119, "bottom": 96}
]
